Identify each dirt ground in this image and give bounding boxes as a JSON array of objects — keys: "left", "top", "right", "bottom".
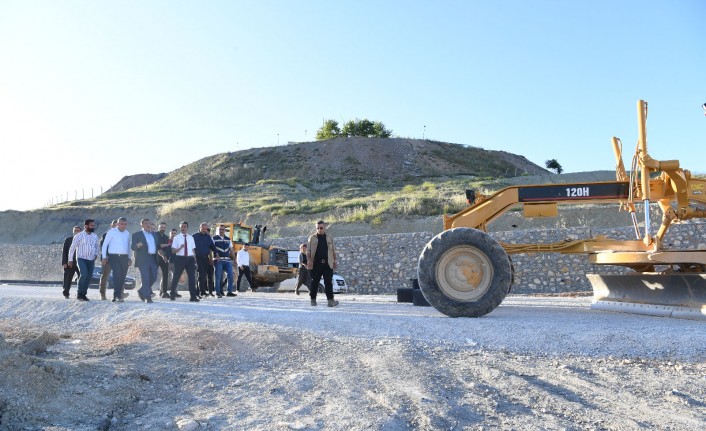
[{"left": 0, "top": 287, "right": 705, "bottom": 431}]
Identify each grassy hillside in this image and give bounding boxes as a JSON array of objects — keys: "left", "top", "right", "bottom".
[
  {"left": 1, "top": 138, "right": 562, "bottom": 244},
  {"left": 74, "top": 139, "right": 547, "bottom": 227}
]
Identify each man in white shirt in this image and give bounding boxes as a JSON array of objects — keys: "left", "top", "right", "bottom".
[
  {"left": 170, "top": 221, "right": 199, "bottom": 302},
  {"left": 101, "top": 217, "right": 131, "bottom": 303},
  {"left": 67, "top": 219, "right": 100, "bottom": 301},
  {"left": 236, "top": 243, "right": 256, "bottom": 292}
]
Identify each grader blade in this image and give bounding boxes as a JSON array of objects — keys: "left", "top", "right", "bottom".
[{"left": 588, "top": 273, "right": 706, "bottom": 321}]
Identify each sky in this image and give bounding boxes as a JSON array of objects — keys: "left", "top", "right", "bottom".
[{"left": 0, "top": 1, "right": 704, "bottom": 211}]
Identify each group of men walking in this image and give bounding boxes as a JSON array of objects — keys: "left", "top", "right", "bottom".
[
  {"left": 61, "top": 218, "right": 258, "bottom": 303},
  {"left": 62, "top": 218, "right": 341, "bottom": 307}
]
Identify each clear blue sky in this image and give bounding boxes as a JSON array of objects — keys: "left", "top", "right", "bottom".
[{"left": 0, "top": 1, "right": 704, "bottom": 211}]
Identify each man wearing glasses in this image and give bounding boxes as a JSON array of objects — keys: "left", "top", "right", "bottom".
[{"left": 306, "top": 220, "right": 339, "bottom": 307}]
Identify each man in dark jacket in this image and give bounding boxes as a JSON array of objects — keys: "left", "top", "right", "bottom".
[
  {"left": 61, "top": 226, "right": 82, "bottom": 298},
  {"left": 307, "top": 220, "right": 339, "bottom": 307},
  {"left": 156, "top": 222, "right": 172, "bottom": 298},
  {"left": 193, "top": 222, "right": 217, "bottom": 298},
  {"left": 131, "top": 218, "right": 160, "bottom": 303}
]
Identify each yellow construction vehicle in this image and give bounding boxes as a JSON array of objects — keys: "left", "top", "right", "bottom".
[
  {"left": 214, "top": 222, "right": 297, "bottom": 290},
  {"left": 417, "top": 100, "right": 706, "bottom": 319}
]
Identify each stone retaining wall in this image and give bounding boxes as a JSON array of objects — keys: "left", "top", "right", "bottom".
[{"left": 3, "top": 221, "right": 705, "bottom": 295}]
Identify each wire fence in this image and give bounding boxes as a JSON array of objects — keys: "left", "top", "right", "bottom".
[{"left": 43, "top": 186, "right": 111, "bottom": 208}]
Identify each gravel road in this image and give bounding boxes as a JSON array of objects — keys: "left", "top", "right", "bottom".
[{"left": 0, "top": 285, "right": 704, "bottom": 430}]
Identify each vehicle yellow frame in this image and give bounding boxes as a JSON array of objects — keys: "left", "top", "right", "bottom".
[{"left": 443, "top": 100, "right": 706, "bottom": 270}]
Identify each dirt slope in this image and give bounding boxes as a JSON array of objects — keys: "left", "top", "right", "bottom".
[{"left": 111, "top": 138, "right": 549, "bottom": 191}]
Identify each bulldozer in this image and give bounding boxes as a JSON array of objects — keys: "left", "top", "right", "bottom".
[
  {"left": 214, "top": 222, "right": 297, "bottom": 290},
  {"left": 417, "top": 100, "right": 706, "bottom": 319}
]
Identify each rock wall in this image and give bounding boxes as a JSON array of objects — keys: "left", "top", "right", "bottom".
[
  {"left": 271, "top": 232, "right": 433, "bottom": 294},
  {"left": 3, "top": 221, "right": 705, "bottom": 295},
  {"left": 271, "top": 222, "right": 706, "bottom": 294}
]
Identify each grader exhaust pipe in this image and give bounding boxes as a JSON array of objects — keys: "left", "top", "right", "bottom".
[{"left": 418, "top": 100, "right": 706, "bottom": 319}]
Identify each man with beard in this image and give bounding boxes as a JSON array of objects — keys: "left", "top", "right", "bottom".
[
  {"left": 306, "top": 220, "right": 339, "bottom": 307},
  {"left": 67, "top": 219, "right": 100, "bottom": 301}
]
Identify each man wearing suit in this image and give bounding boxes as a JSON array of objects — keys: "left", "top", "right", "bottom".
[
  {"left": 131, "top": 218, "right": 160, "bottom": 303},
  {"left": 61, "top": 226, "right": 82, "bottom": 298}
]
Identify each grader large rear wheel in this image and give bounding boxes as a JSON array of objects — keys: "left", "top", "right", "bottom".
[{"left": 417, "top": 228, "right": 513, "bottom": 317}]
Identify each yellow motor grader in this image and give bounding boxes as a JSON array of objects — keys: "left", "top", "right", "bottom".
[{"left": 417, "top": 100, "right": 706, "bottom": 319}]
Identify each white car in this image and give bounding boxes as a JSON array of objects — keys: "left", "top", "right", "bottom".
[{"left": 278, "top": 272, "right": 348, "bottom": 294}]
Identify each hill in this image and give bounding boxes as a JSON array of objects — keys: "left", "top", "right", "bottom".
[
  {"left": 109, "top": 137, "right": 547, "bottom": 192},
  {"left": 0, "top": 138, "right": 626, "bottom": 245}
]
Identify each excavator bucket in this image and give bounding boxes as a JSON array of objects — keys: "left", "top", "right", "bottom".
[{"left": 587, "top": 273, "right": 706, "bottom": 321}]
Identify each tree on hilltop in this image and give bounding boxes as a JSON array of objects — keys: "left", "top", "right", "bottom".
[{"left": 316, "top": 118, "right": 392, "bottom": 140}]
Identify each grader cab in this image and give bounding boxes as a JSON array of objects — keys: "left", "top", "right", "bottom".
[
  {"left": 214, "top": 222, "right": 297, "bottom": 289},
  {"left": 417, "top": 100, "right": 706, "bottom": 319}
]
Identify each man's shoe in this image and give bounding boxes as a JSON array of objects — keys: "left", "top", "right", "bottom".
[
  {"left": 112, "top": 297, "right": 124, "bottom": 303},
  {"left": 100, "top": 294, "right": 107, "bottom": 301},
  {"left": 189, "top": 297, "right": 200, "bottom": 302},
  {"left": 138, "top": 294, "right": 145, "bottom": 301},
  {"left": 63, "top": 294, "right": 70, "bottom": 299},
  {"left": 175, "top": 293, "right": 183, "bottom": 298},
  {"left": 216, "top": 294, "right": 223, "bottom": 298},
  {"left": 122, "top": 292, "right": 130, "bottom": 299},
  {"left": 145, "top": 298, "right": 153, "bottom": 303},
  {"left": 77, "top": 295, "right": 89, "bottom": 302},
  {"left": 170, "top": 295, "right": 176, "bottom": 301},
  {"left": 327, "top": 299, "right": 339, "bottom": 308},
  {"left": 310, "top": 299, "right": 317, "bottom": 306},
  {"left": 209, "top": 292, "right": 215, "bottom": 297},
  {"left": 226, "top": 292, "right": 236, "bottom": 297},
  {"left": 160, "top": 292, "right": 170, "bottom": 299},
  {"left": 295, "top": 290, "right": 300, "bottom": 295}
]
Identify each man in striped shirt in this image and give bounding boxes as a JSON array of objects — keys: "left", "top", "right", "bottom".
[{"left": 67, "top": 219, "right": 100, "bottom": 301}]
